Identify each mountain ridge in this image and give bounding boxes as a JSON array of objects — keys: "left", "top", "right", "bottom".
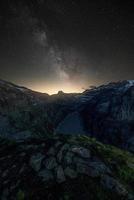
[{"left": 0, "top": 79, "right": 134, "bottom": 152}]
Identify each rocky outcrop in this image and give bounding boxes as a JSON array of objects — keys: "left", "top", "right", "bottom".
[{"left": 0, "top": 135, "right": 133, "bottom": 199}]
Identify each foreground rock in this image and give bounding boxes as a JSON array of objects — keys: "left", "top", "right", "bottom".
[{"left": 0, "top": 135, "right": 134, "bottom": 200}]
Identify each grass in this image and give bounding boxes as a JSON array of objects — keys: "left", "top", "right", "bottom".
[{"left": 75, "top": 135, "right": 134, "bottom": 194}]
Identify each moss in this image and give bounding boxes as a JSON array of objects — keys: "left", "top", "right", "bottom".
[
  {"left": 67, "top": 135, "right": 134, "bottom": 195},
  {"left": 118, "top": 165, "right": 134, "bottom": 183},
  {"left": 16, "top": 190, "right": 25, "bottom": 200},
  {"left": 76, "top": 135, "right": 134, "bottom": 166}
]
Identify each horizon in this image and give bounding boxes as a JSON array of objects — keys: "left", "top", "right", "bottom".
[{"left": 1, "top": 78, "right": 134, "bottom": 95}]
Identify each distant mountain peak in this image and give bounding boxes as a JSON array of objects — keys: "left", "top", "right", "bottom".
[{"left": 57, "top": 90, "right": 65, "bottom": 95}]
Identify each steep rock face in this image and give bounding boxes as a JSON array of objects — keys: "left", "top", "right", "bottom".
[
  {"left": 0, "top": 135, "right": 133, "bottom": 200},
  {"left": 80, "top": 81, "right": 134, "bottom": 151},
  {"left": 55, "top": 80, "right": 134, "bottom": 152}
]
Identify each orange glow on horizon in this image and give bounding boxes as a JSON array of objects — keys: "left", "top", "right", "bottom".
[
  {"left": 16, "top": 77, "right": 99, "bottom": 95},
  {"left": 30, "top": 84, "right": 84, "bottom": 94}
]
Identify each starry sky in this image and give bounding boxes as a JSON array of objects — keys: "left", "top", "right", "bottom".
[{"left": 0, "top": 0, "right": 134, "bottom": 94}]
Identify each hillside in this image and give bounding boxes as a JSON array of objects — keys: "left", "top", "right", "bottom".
[{"left": 0, "top": 134, "right": 134, "bottom": 200}]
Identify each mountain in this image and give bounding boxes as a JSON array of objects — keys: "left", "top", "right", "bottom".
[
  {"left": 0, "top": 79, "right": 50, "bottom": 140},
  {"left": 0, "top": 79, "right": 134, "bottom": 152},
  {"left": 52, "top": 80, "right": 134, "bottom": 152},
  {"left": 0, "top": 79, "right": 134, "bottom": 199},
  {"left": 78, "top": 80, "right": 134, "bottom": 152},
  {"left": 0, "top": 134, "right": 134, "bottom": 200}
]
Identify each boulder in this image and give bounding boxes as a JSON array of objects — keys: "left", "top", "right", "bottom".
[
  {"left": 30, "top": 153, "right": 45, "bottom": 172},
  {"left": 57, "top": 144, "right": 70, "bottom": 162},
  {"left": 44, "top": 156, "right": 58, "bottom": 170},
  {"left": 64, "top": 167, "right": 77, "bottom": 179},
  {"left": 76, "top": 163, "right": 90, "bottom": 175},
  {"left": 56, "top": 165, "right": 66, "bottom": 183},
  {"left": 64, "top": 152, "right": 74, "bottom": 164},
  {"left": 87, "top": 161, "right": 111, "bottom": 175},
  {"left": 71, "top": 147, "right": 90, "bottom": 158},
  {"left": 101, "top": 175, "right": 128, "bottom": 196},
  {"left": 76, "top": 161, "right": 110, "bottom": 178},
  {"left": 38, "top": 169, "right": 54, "bottom": 182}
]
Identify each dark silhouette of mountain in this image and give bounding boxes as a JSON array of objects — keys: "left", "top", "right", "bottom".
[{"left": 0, "top": 79, "right": 134, "bottom": 152}]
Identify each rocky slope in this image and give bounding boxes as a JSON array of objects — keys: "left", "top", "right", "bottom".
[
  {"left": 0, "top": 79, "right": 134, "bottom": 152},
  {"left": 0, "top": 134, "right": 134, "bottom": 200}
]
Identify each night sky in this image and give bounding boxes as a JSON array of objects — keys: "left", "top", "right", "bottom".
[{"left": 0, "top": 0, "right": 134, "bottom": 94}]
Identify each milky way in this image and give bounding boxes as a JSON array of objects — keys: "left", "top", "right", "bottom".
[{"left": 0, "top": 0, "right": 134, "bottom": 93}]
